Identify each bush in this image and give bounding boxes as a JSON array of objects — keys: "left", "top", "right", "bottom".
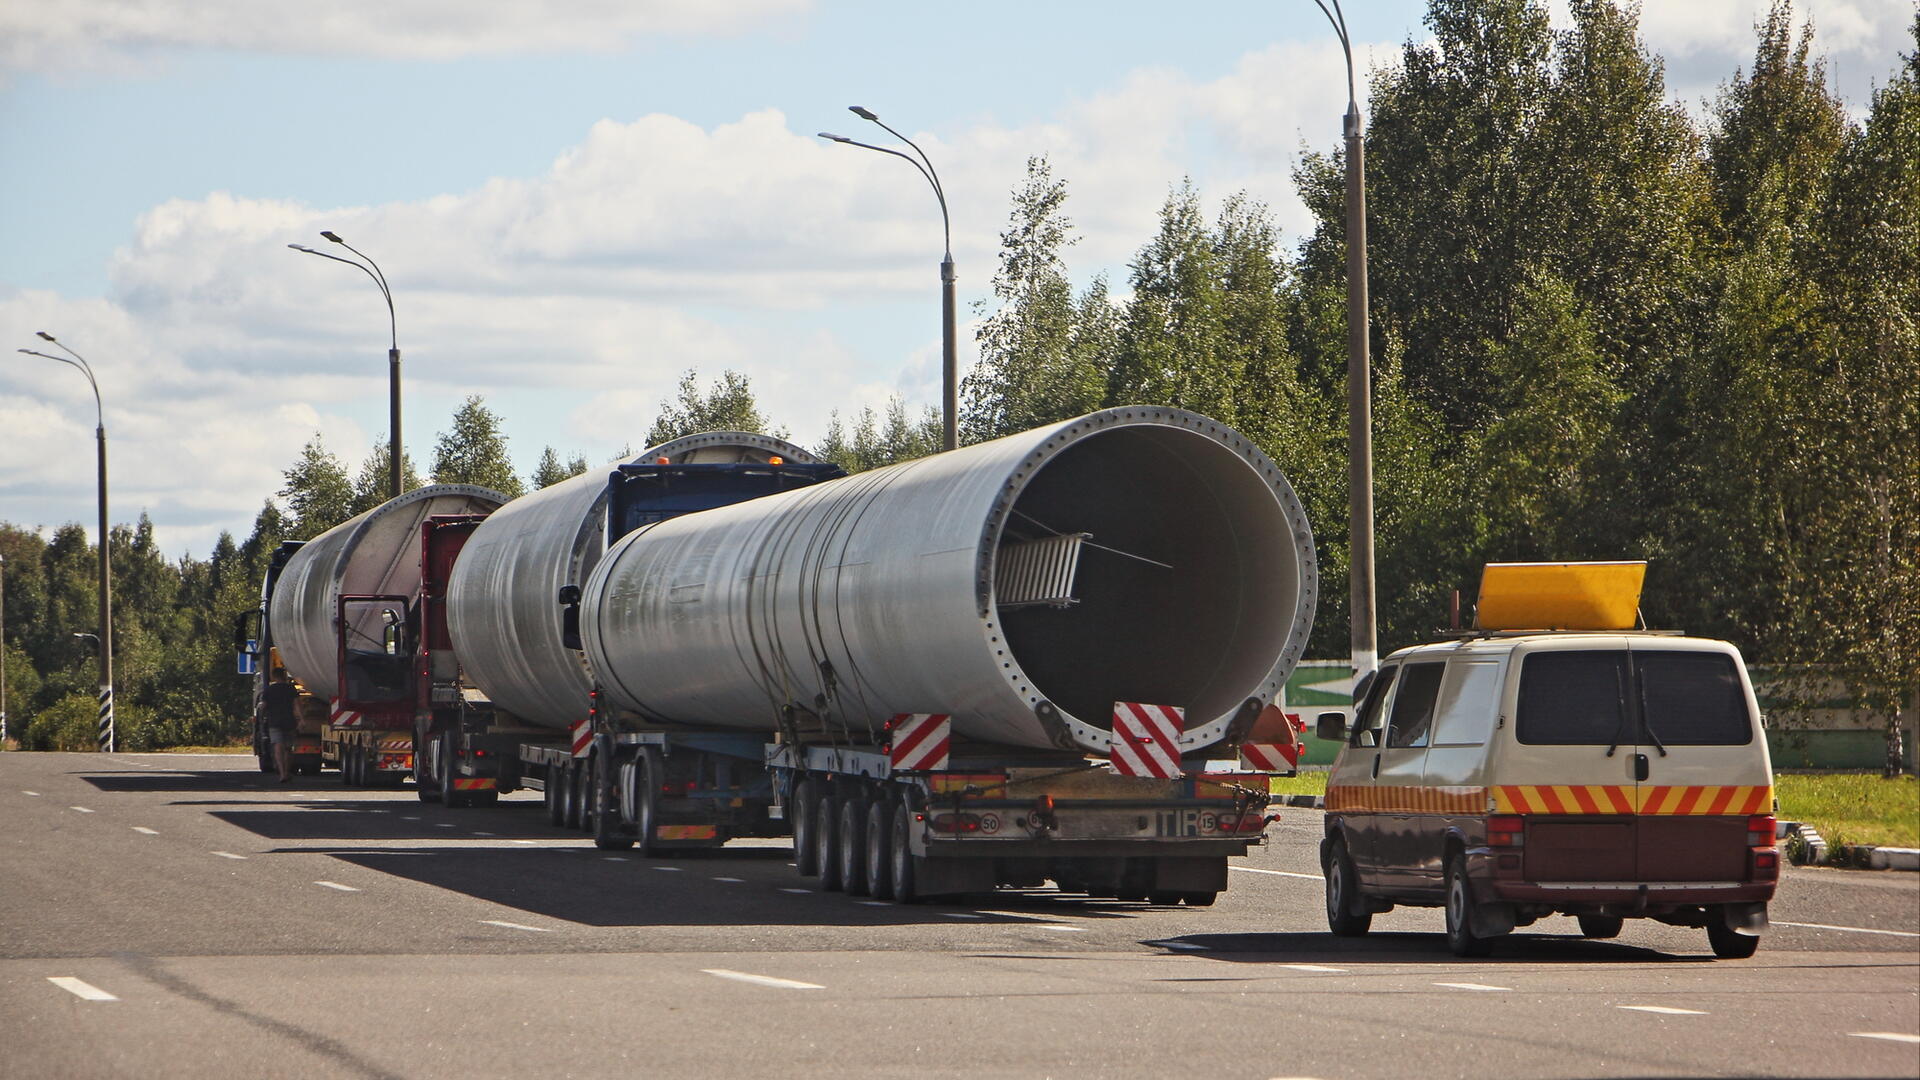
[{"left": 21, "top": 692, "right": 102, "bottom": 751}]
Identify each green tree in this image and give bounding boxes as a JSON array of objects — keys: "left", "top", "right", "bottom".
[
  {"left": 645, "top": 370, "right": 785, "bottom": 447},
  {"left": 431, "top": 396, "right": 525, "bottom": 499},
  {"left": 279, "top": 434, "right": 354, "bottom": 539},
  {"left": 348, "top": 437, "right": 423, "bottom": 515},
  {"left": 531, "top": 446, "right": 590, "bottom": 489},
  {"left": 1106, "top": 181, "right": 1235, "bottom": 419}
]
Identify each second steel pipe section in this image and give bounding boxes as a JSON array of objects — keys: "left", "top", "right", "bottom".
[{"left": 580, "top": 408, "right": 1317, "bottom": 755}]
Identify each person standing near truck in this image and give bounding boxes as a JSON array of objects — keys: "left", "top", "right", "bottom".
[{"left": 262, "top": 667, "right": 299, "bottom": 783}]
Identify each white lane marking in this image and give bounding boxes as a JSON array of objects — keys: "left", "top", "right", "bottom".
[
  {"left": 702, "top": 969, "right": 824, "bottom": 991},
  {"left": 653, "top": 866, "right": 683, "bottom": 872},
  {"left": 481, "top": 920, "right": 554, "bottom": 933},
  {"left": 435, "top": 823, "right": 455, "bottom": 828},
  {"left": 1150, "top": 941, "right": 1209, "bottom": 952},
  {"left": 1230, "top": 865, "right": 1324, "bottom": 881},
  {"left": 472, "top": 831, "right": 495, "bottom": 836},
  {"left": 1283, "top": 964, "right": 1347, "bottom": 973},
  {"left": 512, "top": 839, "right": 539, "bottom": 845},
  {"left": 1849, "top": 1032, "right": 1920, "bottom": 1045},
  {"left": 70, "top": 806, "right": 95, "bottom": 814},
  {"left": 779, "top": 887, "right": 811, "bottom": 894},
  {"left": 211, "top": 851, "right": 247, "bottom": 860},
  {"left": 712, "top": 876, "right": 745, "bottom": 883},
  {"left": 602, "top": 856, "right": 629, "bottom": 862},
  {"left": 402, "top": 816, "right": 420, "bottom": 821},
  {"left": 1037, "top": 924, "right": 1087, "bottom": 932},
  {"left": 48, "top": 977, "right": 118, "bottom": 1002},
  {"left": 131, "top": 827, "right": 158, "bottom": 835},
  {"left": 314, "top": 881, "right": 360, "bottom": 892},
  {"left": 1436, "top": 982, "right": 1510, "bottom": 992},
  {"left": 942, "top": 912, "right": 983, "bottom": 919},
  {"left": 1619, "top": 1005, "right": 1706, "bottom": 1015},
  {"left": 857, "top": 900, "right": 890, "bottom": 906},
  {"left": 1776, "top": 920, "right": 1920, "bottom": 939},
  {"left": 22, "top": 790, "right": 40, "bottom": 796}
]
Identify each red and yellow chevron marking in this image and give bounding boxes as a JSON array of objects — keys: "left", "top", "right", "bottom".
[
  {"left": 1491, "top": 784, "right": 1771, "bottom": 815},
  {"left": 653, "top": 824, "right": 717, "bottom": 841},
  {"left": 451, "top": 777, "right": 495, "bottom": 791},
  {"left": 1326, "top": 785, "right": 1488, "bottom": 814}
]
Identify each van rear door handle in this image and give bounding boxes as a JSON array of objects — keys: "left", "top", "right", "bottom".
[{"left": 1634, "top": 753, "right": 1650, "bottom": 782}]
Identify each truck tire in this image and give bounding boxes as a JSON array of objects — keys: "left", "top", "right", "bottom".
[
  {"left": 889, "top": 797, "right": 920, "bottom": 904},
  {"left": 415, "top": 741, "right": 440, "bottom": 802},
  {"left": 1444, "top": 856, "right": 1494, "bottom": 957},
  {"left": 792, "top": 779, "right": 819, "bottom": 877},
  {"left": 632, "top": 751, "right": 662, "bottom": 856},
  {"left": 593, "top": 755, "right": 634, "bottom": 851},
  {"left": 1577, "top": 914, "right": 1624, "bottom": 939},
  {"left": 441, "top": 733, "right": 471, "bottom": 809},
  {"left": 865, "top": 798, "right": 894, "bottom": 902},
  {"left": 564, "top": 762, "right": 587, "bottom": 830},
  {"left": 817, "top": 793, "right": 843, "bottom": 892},
  {"left": 839, "top": 795, "right": 871, "bottom": 896},
  {"left": 1325, "top": 837, "right": 1372, "bottom": 937},
  {"left": 1706, "top": 908, "right": 1761, "bottom": 959},
  {"left": 346, "top": 746, "right": 363, "bottom": 787},
  {"left": 544, "top": 770, "right": 564, "bottom": 825}
]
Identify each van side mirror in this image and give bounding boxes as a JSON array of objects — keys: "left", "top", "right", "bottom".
[
  {"left": 1315, "top": 712, "right": 1348, "bottom": 742},
  {"left": 557, "top": 584, "right": 583, "bottom": 650}
]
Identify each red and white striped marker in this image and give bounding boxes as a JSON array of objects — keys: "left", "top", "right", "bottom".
[
  {"left": 1110, "top": 703, "right": 1184, "bottom": 779},
  {"left": 888, "top": 714, "right": 951, "bottom": 772},
  {"left": 1238, "top": 741, "right": 1301, "bottom": 772},
  {"left": 570, "top": 717, "right": 592, "bottom": 758},
  {"left": 329, "top": 700, "right": 363, "bottom": 729}
]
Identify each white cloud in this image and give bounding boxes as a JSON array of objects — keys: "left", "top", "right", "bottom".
[{"left": 1, "top": 0, "right": 809, "bottom": 71}]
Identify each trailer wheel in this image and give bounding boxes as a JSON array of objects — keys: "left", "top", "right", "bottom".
[
  {"left": 441, "top": 733, "right": 471, "bottom": 809},
  {"left": 344, "top": 746, "right": 362, "bottom": 787},
  {"left": 865, "top": 798, "right": 894, "bottom": 901},
  {"left": 415, "top": 740, "right": 440, "bottom": 802},
  {"left": 594, "top": 754, "right": 634, "bottom": 851},
  {"left": 889, "top": 797, "right": 920, "bottom": 904},
  {"left": 543, "top": 772, "right": 563, "bottom": 824},
  {"left": 563, "top": 762, "right": 587, "bottom": 829},
  {"left": 791, "top": 779, "right": 820, "bottom": 877},
  {"left": 816, "top": 792, "right": 843, "bottom": 892},
  {"left": 631, "top": 751, "right": 662, "bottom": 856},
  {"left": 838, "top": 795, "right": 871, "bottom": 896}
]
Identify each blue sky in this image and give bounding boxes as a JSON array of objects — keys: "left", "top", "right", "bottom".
[{"left": 0, "top": 0, "right": 1906, "bottom": 557}]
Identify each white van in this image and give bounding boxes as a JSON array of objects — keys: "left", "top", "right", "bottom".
[{"left": 1317, "top": 563, "right": 1779, "bottom": 958}]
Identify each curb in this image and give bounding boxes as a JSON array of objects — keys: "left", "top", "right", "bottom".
[
  {"left": 1282, "top": 794, "right": 1326, "bottom": 809},
  {"left": 1862, "top": 846, "right": 1920, "bottom": 871}
]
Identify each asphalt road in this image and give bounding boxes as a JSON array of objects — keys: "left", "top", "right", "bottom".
[{"left": 3, "top": 752, "right": 1915, "bottom": 1080}]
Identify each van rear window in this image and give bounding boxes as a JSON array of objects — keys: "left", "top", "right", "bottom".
[
  {"left": 1518, "top": 650, "right": 1752, "bottom": 746},
  {"left": 1517, "top": 652, "right": 1628, "bottom": 745},
  {"left": 1638, "top": 651, "right": 1751, "bottom": 745}
]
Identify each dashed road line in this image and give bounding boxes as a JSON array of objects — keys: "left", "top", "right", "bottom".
[
  {"left": 653, "top": 866, "right": 683, "bottom": 872},
  {"left": 712, "top": 876, "right": 745, "bottom": 883},
  {"left": 402, "top": 816, "right": 420, "bottom": 821},
  {"left": 702, "top": 969, "right": 824, "bottom": 991},
  {"left": 1848, "top": 1032, "right": 1920, "bottom": 1045},
  {"left": 1037, "top": 924, "right": 1087, "bottom": 932},
  {"left": 131, "top": 827, "right": 158, "bottom": 835},
  {"left": 47, "top": 977, "right": 118, "bottom": 1002},
  {"left": 472, "top": 831, "right": 495, "bottom": 836},
  {"left": 942, "top": 912, "right": 983, "bottom": 919},
  {"left": 481, "top": 920, "right": 554, "bottom": 933},
  {"left": 1435, "top": 982, "right": 1510, "bottom": 992},
  {"left": 779, "top": 887, "right": 811, "bottom": 894},
  {"left": 856, "top": 900, "right": 890, "bottom": 906},
  {"left": 1283, "top": 964, "right": 1347, "bottom": 973},
  {"left": 602, "top": 856, "right": 629, "bottom": 862},
  {"left": 22, "top": 790, "right": 40, "bottom": 796},
  {"left": 314, "top": 881, "right": 360, "bottom": 892},
  {"left": 211, "top": 851, "right": 247, "bottom": 860},
  {"left": 435, "top": 823, "right": 456, "bottom": 829},
  {"left": 1619, "top": 1005, "right": 1706, "bottom": 1015},
  {"left": 70, "top": 806, "right": 95, "bottom": 814},
  {"left": 1776, "top": 920, "right": 1920, "bottom": 939},
  {"left": 1229, "top": 866, "right": 1324, "bottom": 881},
  {"left": 512, "top": 839, "right": 539, "bottom": 845}
]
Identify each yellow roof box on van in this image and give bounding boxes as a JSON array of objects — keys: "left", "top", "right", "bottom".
[{"left": 1475, "top": 561, "right": 1646, "bottom": 631}]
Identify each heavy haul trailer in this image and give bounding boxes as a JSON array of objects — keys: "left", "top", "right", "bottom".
[{"left": 567, "top": 408, "right": 1321, "bottom": 902}]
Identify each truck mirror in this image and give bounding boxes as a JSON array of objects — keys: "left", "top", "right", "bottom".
[{"left": 1314, "top": 712, "right": 1348, "bottom": 742}]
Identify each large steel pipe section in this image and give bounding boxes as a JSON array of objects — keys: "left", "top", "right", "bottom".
[
  {"left": 446, "top": 433, "right": 819, "bottom": 729},
  {"left": 581, "top": 408, "right": 1317, "bottom": 754},
  {"left": 270, "top": 484, "right": 507, "bottom": 696}
]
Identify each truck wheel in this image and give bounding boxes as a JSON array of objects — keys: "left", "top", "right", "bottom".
[
  {"left": 593, "top": 756, "right": 634, "bottom": 851},
  {"left": 865, "top": 798, "right": 894, "bottom": 901},
  {"left": 415, "top": 743, "right": 440, "bottom": 802},
  {"left": 544, "top": 771, "right": 564, "bottom": 824},
  {"left": 1445, "top": 856, "right": 1494, "bottom": 957},
  {"left": 1325, "top": 837, "right": 1372, "bottom": 937},
  {"left": 632, "top": 751, "right": 662, "bottom": 856},
  {"left": 1577, "top": 914, "right": 1624, "bottom": 939},
  {"left": 838, "top": 796, "right": 870, "bottom": 896},
  {"left": 564, "top": 762, "right": 587, "bottom": 830},
  {"left": 889, "top": 798, "right": 920, "bottom": 904},
  {"left": 441, "top": 733, "right": 470, "bottom": 809},
  {"left": 1706, "top": 909, "right": 1761, "bottom": 959},
  {"left": 816, "top": 793, "right": 843, "bottom": 892},
  {"left": 346, "top": 746, "right": 363, "bottom": 786},
  {"left": 792, "top": 779, "right": 819, "bottom": 877}
]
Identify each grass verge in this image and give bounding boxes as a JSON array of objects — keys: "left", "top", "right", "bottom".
[{"left": 1776, "top": 773, "right": 1919, "bottom": 850}]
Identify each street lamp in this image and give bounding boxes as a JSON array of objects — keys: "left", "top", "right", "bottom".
[
  {"left": 819, "top": 105, "right": 959, "bottom": 452},
  {"left": 289, "top": 232, "right": 404, "bottom": 499},
  {"left": 16, "top": 333, "right": 114, "bottom": 752},
  {"left": 1310, "top": 0, "right": 1378, "bottom": 681}
]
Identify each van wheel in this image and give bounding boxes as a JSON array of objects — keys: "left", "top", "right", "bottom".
[
  {"left": 1325, "top": 837, "right": 1372, "bottom": 936},
  {"left": 1445, "top": 856, "right": 1494, "bottom": 957},
  {"left": 1577, "top": 914, "right": 1624, "bottom": 939},
  {"left": 1706, "top": 911, "right": 1760, "bottom": 959}
]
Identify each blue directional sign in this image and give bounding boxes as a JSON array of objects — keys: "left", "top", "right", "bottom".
[{"left": 237, "top": 640, "right": 259, "bottom": 676}]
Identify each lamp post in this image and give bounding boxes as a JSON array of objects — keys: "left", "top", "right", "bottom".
[
  {"left": 17, "top": 333, "right": 113, "bottom": 751},
  {"left": 289, "top": 232, "right": 403, "bottom": 498},
  {"left": 1310, "top": 0, "right": 1377, "bottom": 681},
  {"left": 819, "top": 105, "right": 959, "bottom": 452}
]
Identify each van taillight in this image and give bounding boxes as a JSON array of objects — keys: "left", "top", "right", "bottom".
[
  {"left": 1487, "top": 814, "right": 1525, "bottom": 847},
  {"left": 1747, "top": 814, "right": 1776, "bottom": 847}
]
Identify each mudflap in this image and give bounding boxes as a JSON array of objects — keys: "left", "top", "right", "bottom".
[{"left": 1721, "top": 901, "right": 1769, "bottom": 937}]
